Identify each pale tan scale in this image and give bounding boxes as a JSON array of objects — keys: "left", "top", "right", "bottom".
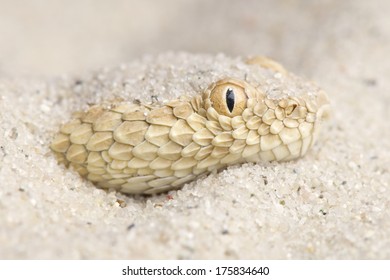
[
  {"left": 108, "top": 142, "right": 133, "bottom": 161},
  {"left": 212, "top": 132, "right": 234, "bottom": 147},
  {"left": 165, "top": 100, "right": 184, "bottom": 108},
  {"left": 190, "top": 95, "right": 203, "bottom": 112},
  {"left": 110, "top": 103, "right": 137, "bottom": 114},
  {"left": 261, "top": 134, "right": 282, "bottom": 151},
  {"left": 114, "top": 121, "right": 148, "bottom": 146},
  {"left": 197, "top": 156, "right": 220, "bottom": 169},
  {"left": 290, "top": 106, "right": 308, "bottom": 119},
  {"left": 51, "top": 56, "right": 330, "bottom": 194},
  {"left": 51, "top": 133, "right": 70, "bottom": 153},
  {"left": 232, "top": 125, "right": 249, "bottom": 140},
  {"left": 220, "top": 152, "right": 242, "bottom": 164},
  {"left": 149, "top": 157, "right": 172, "bottom": 170},
  {"left": 211, "top": 147, "right": 230, "bottom": 158},
  {"left": 86, "top": 132, "right": 113, "bottom": 151},
  {"left": 192, "top": 167, "right": 208, "bottom": 175},
  {"left": 157, "top": 141, "right": 182, "bottom": 161},
  {"left": 128, "top": 157, "right": 150, "bottom": 169},
  {"left": 242, "top": 144, "right": 261, "bottom": 158},
  {"left": 301, "top": 136, "right": 313, "bottom": 156},
  {"left": 145, "top": 125, "right": 170, "bottom": 147},
  {"left": 137, "top": 167, "right": 155, "bottom": 176},
  {"left": 110, "top": 159, "right": 128, "bottom": 170},
  {"left": 101, "top": 150, "right": 112, "bottom": 163},
  {"left": 283, "top": 118, "right": 300, "bottom": 128},
  {"left": 246, "top": 98, "right": 257, "bottom": 110},
  {"left": 258, "top": 123, "right": 270, "bottom": 136},
  {"left": 186, "top": 113, "right": 207, "bottom": 131},
  {"left": 244, "top": 152, "right": 261, "bottom": 162},
  {"left": 246, "top": 116, "right": 262, "bottom": 130},
  {"left": 194, "top": 145, "right": 213, "bottom": 161},
  {"left": 173, "top": 103, "right": 193, "bottom": 119},
  {"left": 287, "top": 140, "right": 303, "bottom": 156},
  {"left": 279, "top": 127, "right": 301, "bottom": 144},
  {"left": 246, "top": 130, "right": 260, "bottom": 145},
  {"left": 229, "top": 139, "right": 246, "bottom": 154},
  {"left": 60, "top": 119, "right": 81, "bottom": 134},
  {"left": 218, "top": 115, "right": 232, "bottom": 131},
  {"left": 278, "top": 99, "right": 289, "bottom": 108},
  {"left": 231, "top": 116, "right": 245, "bottom": 129},
  {"left": 66, "top": 144, "right": 88, "bottom": 164},
  {"left": 305, "top": 100, "right": 318, "bottom": 113},
  {"left": 306, "top": 112, "right": 316, "bottom": 123},
  {"left": 108, "top": 179, "right": 127, "bottom": 186},
  {"left": 81, "top": 106, "right": 105, "bottom": 124},
  {"left": 132, "top": 141, "right": 158, "bottom": 161},
  {"left": 272, "top": 145, "right": 291, "bottom": 161},
  {"left": 205, "top": 121, "right": 223, "bottom": 135},
  {"left": 121, "top": 184, "right": 151, "bottom": 193},
  {"left": 123, "top": 168, "right": 137, "bottom": 175},
  {"left": 262, "top": 109, "right": 276, "bottom": 125},
  {"left": 171, "top": 175, "right": 196, "bottom": 187},
  {"left": 122, "top": 111, "right": 146, "bottom": 121},
  {"left": 154, "top": 169, "right": 174, "bottom": 177},
  {"left": 270, "top": 119, "right": 284, "bottom": 135},
  {"left": 93, "top": 111, "right": 122, "bottom": 131},
  {"left": 125, "top": 175, "right": 155, "bottom": 185},
  {"left": 110, "top": 173, "right": 132, "bottom": 179},
  {"left": 87, "top": 151, "right": 106, "bottom": 167},
  {"left": 87, "top": 165, "right": 106, "bottom": 175},
  {"left": 70, "top": 123, "right": 93, "bottom": 145},
  {"left": 87, "top": 173, "right": 104, "bottom": 182},
  {"left": 274, "top": 106, "right": 285, "bottom": 120},
  {"left": 207, "top": 163, "right": 224, "bottom": 172},
  {"left": 198, "top": 108, "right": 207, "bottom": 118},
  {"left": 70, "top": 163, "right": 88, "bottom": 176},
  {"left": 193, "top": 128, "right": 214, "bottom": 146},
  {"left": 145, "top": 107, "right": 177, "bottom": 126},
  {"left": 181, "top": 142, "right": 201, "bottom": 157},
  {"left": 174, "top": 168, "right": 194, "bottom": 178},
  {"left": 169, "top": 119, "right": 194, "bottom": 146},
  {"left": 171, "top": 157, "right": 198, "bottom": 170},
  {"left": 242, "top": 108, "right": 254, "bottom": 122},
  {"left": 148, "top": 177, "right": 177, "bottom": 188},
  {"left": 298, "top": 122, "right": 314, "bottom": 138},
  {"left": 206, "top": 107, "right": 220, "bottom": 122},
  {"left": 105, "top": 165, "right": 124, "bottom": 175},
  {"left": 253, "top": 102, "right": 268, "bottom": 117},
  {"left": 259, "top": 150, "right": 276, "bottom": 161}
]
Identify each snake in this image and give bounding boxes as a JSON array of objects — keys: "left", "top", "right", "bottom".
[{"left": 50, "top": 56, "right": 330, "bottom": 194}]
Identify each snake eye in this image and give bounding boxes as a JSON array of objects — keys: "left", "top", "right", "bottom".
[
  {"left": 209, "top": 81, "right": 247, "bottom": 117},
  {"left": 226, "top": 88, "right": 235, "bottom": 113}
]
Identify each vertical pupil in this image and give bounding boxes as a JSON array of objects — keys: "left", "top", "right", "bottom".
[{"left": 226, "top": 88, "right": 235, "bottom": 113}]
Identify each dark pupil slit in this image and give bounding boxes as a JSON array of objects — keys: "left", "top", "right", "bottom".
[{"left": 226, "top": 88, "right": 235, "bottom": 113}]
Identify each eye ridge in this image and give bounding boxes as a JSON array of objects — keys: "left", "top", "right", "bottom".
[{"left": 226, "top": 88, "right": 235, "bottom": 113}]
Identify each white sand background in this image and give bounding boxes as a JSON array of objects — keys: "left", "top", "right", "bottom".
[{"left": 0, "top": 0, "right": 389, "bottom": 259}]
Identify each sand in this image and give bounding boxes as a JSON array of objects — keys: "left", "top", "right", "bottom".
[{"left": 0, "top": 0, "right": 389, "bottom": 259}]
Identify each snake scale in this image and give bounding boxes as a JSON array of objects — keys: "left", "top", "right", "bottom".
[{"left": 51, "top": 55, "right": 330, "bottom": 194}]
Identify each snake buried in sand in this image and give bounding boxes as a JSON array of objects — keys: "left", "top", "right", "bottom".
[{"left": 51, "top": 55, "right": 330, "bottom": 194}]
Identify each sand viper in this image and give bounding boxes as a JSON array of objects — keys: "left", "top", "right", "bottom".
[{"left": 51, "top": 56, "right": 330, "bottom": 194}]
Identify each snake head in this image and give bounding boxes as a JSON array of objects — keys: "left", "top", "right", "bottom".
[
  {"left": 195, "top": 57, "right": 330, "bottom": 163},
  {"left": 50, "top": 54, "right": 330, "bottom": 194}
]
